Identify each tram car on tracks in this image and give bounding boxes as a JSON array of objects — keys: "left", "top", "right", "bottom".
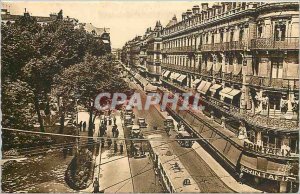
[{"left": 148, "top": 135, "right": 200, "bottom": 193}]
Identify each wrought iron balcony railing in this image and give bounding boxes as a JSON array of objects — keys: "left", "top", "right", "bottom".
[
  {"left": 246, "top": 75, "right": 299, "bottom": 90},
  {"left": 199, "top": 41, "right": 246, "bottom": 51},
  {"left": 250, "top": 37, "right": 299, "bottom": 50}
]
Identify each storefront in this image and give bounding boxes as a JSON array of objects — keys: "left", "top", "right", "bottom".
[{"left": 239, "top": 154, "right": 299, "bottom": 192}]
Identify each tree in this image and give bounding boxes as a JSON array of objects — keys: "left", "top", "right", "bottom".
[
  {"left": 2, "top": 13, "right": 112, "bottom": 130},
  {"left": 54, "top": 55, "right": 128, "bottom": 143}
]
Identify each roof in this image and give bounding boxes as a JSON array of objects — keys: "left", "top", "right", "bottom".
[{"left": 83, "top": 23, "right": 110, "bottom": 37}]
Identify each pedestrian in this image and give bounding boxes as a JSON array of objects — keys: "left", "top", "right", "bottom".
[
  {"left": 104, "top": 117, "right": 107, "bottom": 126},
  {"left": 120, "top": 143, "right": 124, "bottom": 154},
  {"left": 239, "top": 172, "right": 244, "bottom": 184},
  {"left": 93, "top": 177, "right": 100, "bottom": 193},
  {"left": 83, "top": 121, "right": 87, "bottom": 132},
  {"left": 115, "top": 128, "right": 119, "bottom": 138},
  {"left": 112, "top": 125, "right": 117, "bottom": 137},
  {"left": 139, "top": 146, "right": 144, "bottom": 156},
  {"left": 107, "top": 137, "right": 112, "bottom": 148},
  {"left": 177, "top": 121, "right": 181, "bottom": 131},
  {"left": 101, "top": 140, "right": 105, "bottom": 148},
  {"left": 134, "top": 146, "right": 138, "bottom": 157},
  {"left": 79, "top": 121, "right": 83, "bottom": 132},
  {"left": 113, "top": 116, "right": 117, "bottom": 125},
  {"left": 114, "top": 142, "right": 118, "bottom": 153},
  {"left": 130, "top": 142, "right": 134, "bottom": 157}
]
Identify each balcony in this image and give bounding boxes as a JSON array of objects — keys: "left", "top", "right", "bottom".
[
  {"left": 161, "top": 46, "right": 196, "bottom": 53},
  {"left": 246, "top": 75, "right": 299, "bottom": 90},
  {"left": 250, "top": 37, "right": 299, "bottom": 50},
  {"left": 203, "top": 96, "right": 299, "bottom": 131},
  {"left": 200, "top": 41, "right": 246, "bottom": 51},
  {"left": 161, "top": 63, "right": 196, "bottom": 73}
]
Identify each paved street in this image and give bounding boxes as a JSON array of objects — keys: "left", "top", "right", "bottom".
[{"left": 126, "top": 78, "right": 233, "bottom": 193}]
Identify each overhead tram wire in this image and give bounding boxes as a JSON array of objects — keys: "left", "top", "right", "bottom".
[{"left": 2, "top": 127, "right": 248, "bottom": 142}]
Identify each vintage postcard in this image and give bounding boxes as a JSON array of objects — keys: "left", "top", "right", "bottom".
[{"left": 1, "top": 1, "right": 299, "bottom": 193}]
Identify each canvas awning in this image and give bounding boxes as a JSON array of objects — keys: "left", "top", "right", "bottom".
[
  {"left": 197, "top": 81, "right": 207, "bottom": 93},
  {"left": 197, "top": 81, "right": 211, "bottom": 95},
  {"left": 209, "top": 84, "right": 222, "bottom": 93},
  {"left": 220, "top": 87, "right": 233, "bottom": 99},
  {"left": 172, "top": 73, "right": 181, "bottom": 80},
  {"left": 192, "top": 79, "right": 201, "bottom": 86},
  {"left": 134, "top": 74, "right": 141, "bottom": 80},
  {"left": 201, "top": 82, "right": 212, "bottom": 95},
  {"left": 226, "top": 89, "right": 241, "bottom": 99},
  {"left": 163, "top": 70, "right": 171, "bottom": 78},
  {"left": 177, "top": 75, "right": 187, "bottom": 83}
]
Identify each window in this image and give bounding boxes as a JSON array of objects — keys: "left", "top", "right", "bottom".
[
  {"left": 290, "top": 137, "right": 299, "bottom": 154},
  {"left": 271, "top": 58, "right": 283, "bottom": 78},
  {"left": 239, "top": 28, "right": 244, "bottom": 41},
  {"left": 230, "top": 30, "right": 234, "bottom": 42},
  {"left": 220, "top": 31, "right": 224, "bottom": 43},
  {"left": 257, "top": 25, "right": 263, "bottom": 38},
  {"left": 274, "top": 21, "right": 286, "bottom": 41},
  {"left": 211, "top": 34, "right": 215, "bottom": 44}
]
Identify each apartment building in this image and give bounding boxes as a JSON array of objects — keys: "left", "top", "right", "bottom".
[{"left": 122, "top": 2, "right": 299, "bottom": 192}]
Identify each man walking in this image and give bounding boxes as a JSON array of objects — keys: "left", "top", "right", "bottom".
[
  {"left": 112, "top": 124, "right": 117, "bottom": 137},
  {"left": 93, "top": 177, "right": 100, "bottom": 193},
  {"left": 120, "top": 143, "right": 124, "bottom": 155},
  {"left": 79, "top": 121, "right": 83, "bottom": 132},
  {"left": 114, "top": 142, "right": 118, "bottom": 153},
  {"left": 113, "top": 116, "right": 117, "bottom": 125},
  {"left": 82, "top": 121, "right": 87, "bottom": 132}
]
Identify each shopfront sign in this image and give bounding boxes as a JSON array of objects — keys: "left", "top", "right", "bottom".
[
  {"left": 241, "top": 165, "right": 298, "bottom": 182},
  {"left": 244, "top": 141, "right": 291, "bottom": 157}
]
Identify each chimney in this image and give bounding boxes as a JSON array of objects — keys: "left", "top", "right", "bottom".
[
  {"left": 201, "top": 3, "right": 208, "bottom": 11},
  {"left": 182, "top": 12, "right": 187, "bottom": 20},
  {"left": 186, "top": 9, "right": 192, "bottom": 17},
  {"left": 192, "top": 5, "right": 200, "bottom": 14}
]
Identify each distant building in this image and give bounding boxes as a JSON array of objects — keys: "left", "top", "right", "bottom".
[
  {"left": 1, "top": 8, "right": 73, "bottom": 25},
  {"left": 80, "top": 23, "right": 110, "bottom": 45}
]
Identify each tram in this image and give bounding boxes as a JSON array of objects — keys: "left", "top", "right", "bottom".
[{"left": 148, "top": 135, "right": 201, "bottom": 193}]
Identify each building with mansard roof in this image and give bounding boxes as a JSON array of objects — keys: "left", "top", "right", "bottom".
[{"left": 122, "top": 2, "right": 299, "bottom": 193}]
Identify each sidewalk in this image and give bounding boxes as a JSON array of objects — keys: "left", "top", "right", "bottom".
[
  {"left": 152, "top": 101, "right": 262, "bottom": 193},
  {"left": 98, "top": 115, "right": 133, "bottom": 192}
]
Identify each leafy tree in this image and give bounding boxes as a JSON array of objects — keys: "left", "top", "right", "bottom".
[{"left": 54, "top": 55, "right": 128, "bottom": 140}]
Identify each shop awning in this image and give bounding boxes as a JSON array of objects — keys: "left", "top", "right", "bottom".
[
  {"left": 199, "top": 81, "right": 212, "bottom": 95},
  {"left": 134, "top": 73, "right": 141, "bottom": 80},
  {"left": 209, "top": 84, "right": 222, "bottom": 93},
  {"left": 220, "top": 87, "right": 233, "bottom": 99},
  {"left": 172, "top": 73, "right": 181, "bottom": 80},
  {"left": 197, "top": 81, "right": 207, "bottom": 93},
  {"left": 226, "top": 89, "right": 241, "bottom": 100},
  {"left": 240, "top": 154, "right": 258, "bottom": 170},
  {"left": 177, "top": 75, "right": 187, "bottom": 83},
  {"left": 192, "top": 79, "right": 201, "bottom": 86},
  {"left": 163, "top": 70, "right": 171, "bottom": 78}
]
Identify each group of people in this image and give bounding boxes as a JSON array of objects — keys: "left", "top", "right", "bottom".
[{"left": 78, "top": 121, "right": 87, "bottom": 132}]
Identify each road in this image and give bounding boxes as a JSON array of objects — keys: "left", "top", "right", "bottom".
[{"left": 125, "top": 76, "right": 233, "bottom": 193}]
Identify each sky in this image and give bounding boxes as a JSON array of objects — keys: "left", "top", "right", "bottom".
[{"left": 2, "top": 1, "right": 207, "bottom": 49}]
